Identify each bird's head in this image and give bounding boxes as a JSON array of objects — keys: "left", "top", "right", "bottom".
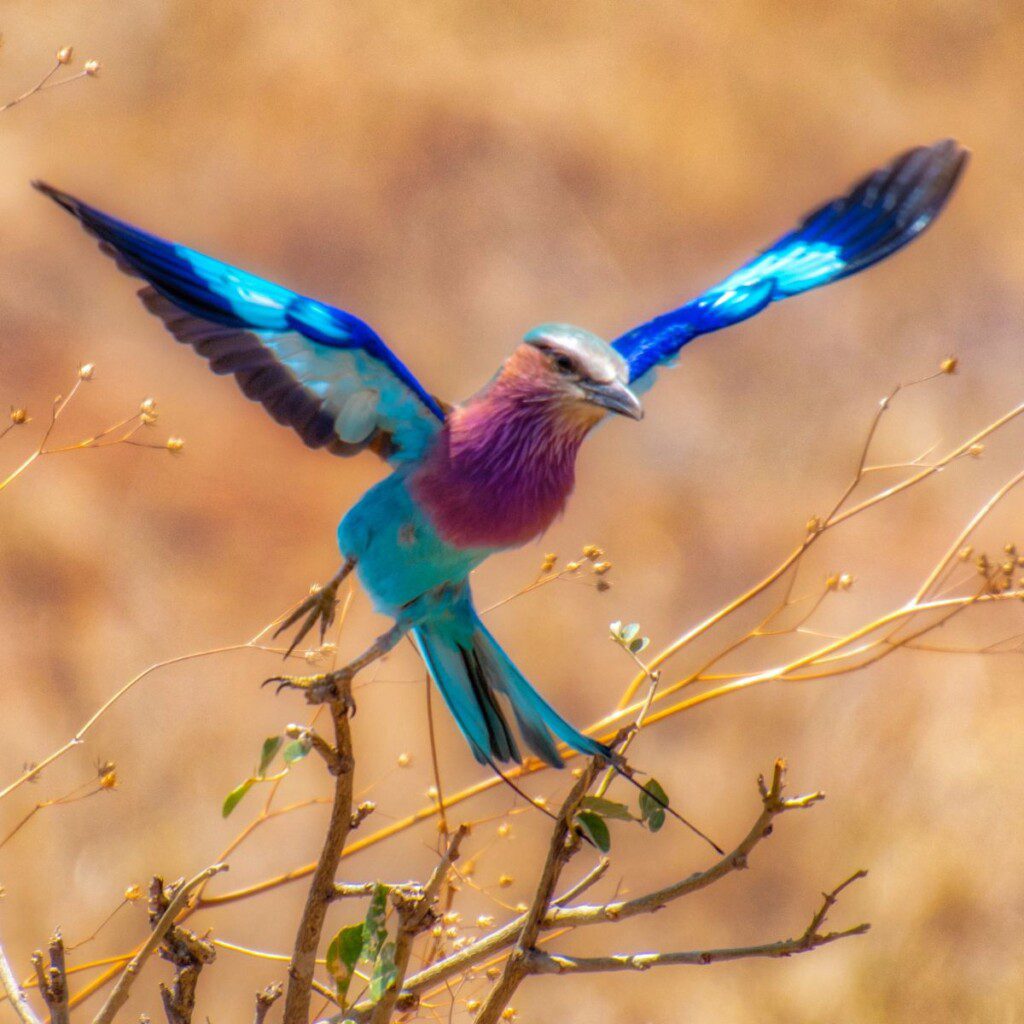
[{"left": 507, "top": 323, "right": 643, "bottom": 425}]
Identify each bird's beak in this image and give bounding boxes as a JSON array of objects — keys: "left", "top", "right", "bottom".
[{"left": 585, "top": 378, "right": 644, "bottom": 420}]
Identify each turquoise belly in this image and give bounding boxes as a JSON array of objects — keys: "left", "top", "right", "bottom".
[{"left": 337, "top": 472, "right": 492, "bottom": 615}]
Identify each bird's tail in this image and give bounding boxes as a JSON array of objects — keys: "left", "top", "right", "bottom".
[{"left": 411, "top": 600, "right": 610, "bottom": 768}]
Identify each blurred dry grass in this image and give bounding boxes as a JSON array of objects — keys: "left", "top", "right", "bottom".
[{"left": 2, "top": 1, "right": 1024, "bottom": 1020}]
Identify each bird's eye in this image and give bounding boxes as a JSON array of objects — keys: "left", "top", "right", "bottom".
[{"left": 552, "top": 353, "right": 577, "bottom": 375}]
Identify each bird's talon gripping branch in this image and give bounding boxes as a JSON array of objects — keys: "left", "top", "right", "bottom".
[
  {"left": 263, "top": 669, "right": 356, "bottom": 710},
  {"left": 274, "top": 560, "right": 355, "bottom": 659}
]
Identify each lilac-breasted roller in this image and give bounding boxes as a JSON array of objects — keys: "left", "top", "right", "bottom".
[{"left": 35, "top": 139, "right": 967, "bottom": 770}]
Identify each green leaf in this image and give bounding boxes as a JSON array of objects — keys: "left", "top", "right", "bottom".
[
  {"left": 221, "top": 778, "right": 254, "bottom": 818},
  {"left": 628, "top": 635, "right": 650, "bottom": 655},
  {"left": 369, "top": 941, "right": 397, "bottom": 1002},
  {"left": 362, "top": 883, "right": 390, "bottom": 962},
  {"left": 639, "top": 778, "right": 669, "bottom": 833},
  {"left": 621, "top": 622, "right": 640, "bottom": 643},
  {"left": 579, "top": 796, "right": 634, "bottom": 821},
  {"left": 576, "top": 811, "right": 611, "bottom": 852},
  {"left": 326, "top": 923, "right": 364, "bottom": 1006},
  {"left": 609, "top": 620, "right": 623, "bottom": 639},
  {"left": 258, "top": 735, "right": 283, "bottom": 776},
  {"left": 282, "top": 739, "right": 312, "bottom": 764}
]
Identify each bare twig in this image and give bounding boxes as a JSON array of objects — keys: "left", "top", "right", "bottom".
[
  {"left": 282, "top": 678, "right": 355, "bottom": 1024},
  {"left": 91, "top": 862, "right": 227, "bottom": 1024},
  {"left": 368, "top": 826, "right": 469, "bottom": 1024},
  {"left": 0, "top": 934, "right": 42, "bottom": 1024},
  {"left": 30, "top": 932, "right": 69, "bottom": 1024},
  {"left": 524, "top": 872, "right": 868, "bottom": 974},
  {"left": 254, "top": 982, "right": 284, "bottom": 1024},
  {"left": 473, "top": 759, "right": 601, "bottom": 1024}
]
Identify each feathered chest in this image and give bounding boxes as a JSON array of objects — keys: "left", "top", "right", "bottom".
[{"left": 409, "top": 398, "right": 590, "bottom": 550}]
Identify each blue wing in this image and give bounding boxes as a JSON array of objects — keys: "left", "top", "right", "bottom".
[
  {"left": 34, "top": 182, "right": 445, "bottom": 463},
  {"left": 613, "top": 140, "right": 968, "bottom": 387}
]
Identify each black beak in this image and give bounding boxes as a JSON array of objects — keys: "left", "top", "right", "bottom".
[{"left": 586, "top": 378, "right": 644, "bottom": 420}]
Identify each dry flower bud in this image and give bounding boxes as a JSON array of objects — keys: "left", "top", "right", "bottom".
[
  {"left": 565, "top": 560, "right": 581, "bottom": 572},
  {"left": 806, "top": 515, "right": 823, "bottom": 535},
  {"left": 83, "top": 59, "right": 101, "bottom": 76},
  {"left": 592, "top": 561, "right": 612, "bottom": 575},
  {"left": 319, "top": 641, "right": 336, "bottom": 656},
  {"left": 514, "top": 901, "right": 527, "bottom": 912},
  {"left": 476, "top": 915, "right": 494, "bottom": 928},
  {"left": 533, "top": 796, "right": 547, "bottom": 808},
  {"left": 124, "top": 884, "right": 142, "bottom": 901},
  {"left": 10, "top": 408, "right": 28, "bottom": 425},
  {"left": 303, "top": 649, "right": 319, "bottom": 664},
  {"left": 540, "top": 552, "right": 557, "bottom": 573},
  {"left": 968, "top": 443, "right": 984, "bottom": 458},
  {"left": 166, "top": 436, "right": 185, "bottom": 453},
  {"left": 940, "top": 356, "right": 958, "bottom": 374},
  {"left": 501, "top": 1009, "right": 518, "bottom": 1021},
  {"left": 466, "top": 1000, "right": 481, "bottom": 1012},
  {"left": 497, "top": 874, "right": 514, "bottom": 888},
  {"left": 430, "top": 924, "right": 443, "bottom": 938},
  {"left": 825, "top": 573, "right": 839, "bottom": 591},
  {"left": 443, "top": 912, "right": 460, "bottom": 925},
  {"left": 582, "top": 544, "right": 603, "bottom": 560},
  {"left": 445, "top": 926, "right": 459, "bottom": 938},
  {"left": 397, "top": 752, "right": 412, "bottom": 768},
  {"left": 958, "top": 546, "right": 973, "bottom": 561},
  {"left": 485, "top": 967, "right": 500, "bottom": 980},
  {"left": 78, "top": 362, "right": 96, "bottom": 381},
  {"left": 56, "top": 46, "right": 74, "bottom": 65},
  {"left": 99, "top": 768, "right": 118, "bottom": 789},
  {"left": 838, "top": 573, "right": 854, "bottom": 590}
]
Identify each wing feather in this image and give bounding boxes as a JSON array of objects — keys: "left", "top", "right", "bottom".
[
  {"left": 613, "top": 140, "right": 968, "bottom": 387},
  {"left": 35, "top": 182, "right": 445, "bottom": 463}
]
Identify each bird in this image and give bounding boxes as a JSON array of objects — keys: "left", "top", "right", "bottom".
[{"left": 35, "top": 139, "right": 967, "bottom": 772}]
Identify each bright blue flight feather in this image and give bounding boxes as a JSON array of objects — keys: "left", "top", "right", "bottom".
[
  {"left": 32, "top": 182, "right": 444, "bottom": 462},
  {"left": 614, "top": 139, "right": 968, "bottom": 386}
]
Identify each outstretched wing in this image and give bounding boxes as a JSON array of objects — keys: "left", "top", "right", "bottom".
[
  {"left": 613, "top": 139, "right": 968, "bottom": 388},
  {"left": 34, "top": 182, "right": 445, "bottom": 463}
]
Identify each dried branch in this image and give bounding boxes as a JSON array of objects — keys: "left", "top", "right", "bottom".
[
  {"left": 30, "top": 932, "right": 69, "bottom": 1024},
  {"left": 0, "top": 933, "right": 42, "bottom": 1024},
  {"left": 254, "top": 982, "right": 284, "bottom": 1024},
  {"left": 91, "top": 862, "right": 227, "bottom": 1024},
  {"left": 151, "top": 875, "right": 218, "bottom": 1024},
  {"left": 349, "top": 759, "right": 819, "bottom": 1017},
  {"left": 524, "top": 869, "right": 869, "bottom": 974},
  {"left": 368, "top": 826, "right": 469, "bottom": 1024},
  {"left": 464, "top": 759, "right": 600, "bottom": 1024},
  {"left": 282, "top": 678, "right": 355, "bottom": 1024}
]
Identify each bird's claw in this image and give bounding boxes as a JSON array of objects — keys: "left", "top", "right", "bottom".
[
  {"left": 274, "top": 579, "right": 342, "bottom": 658},
  {"left": 262, "top": 669, "right": 357, "bottom": 713}
]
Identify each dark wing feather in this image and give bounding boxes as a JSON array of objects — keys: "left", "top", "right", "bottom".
[{"left": 613, "top": 140, "right": 968, "bottom": 387}]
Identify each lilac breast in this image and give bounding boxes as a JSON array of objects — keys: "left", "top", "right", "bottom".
[{"left": 409, "top": 400, "right": 585, "bottom": 550}]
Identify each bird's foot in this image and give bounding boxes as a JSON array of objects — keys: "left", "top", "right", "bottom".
[
  {"left": 262, "top": 668, "right": 357, "bottom": 714},
  {"left": 274, "top": 565, "right": 353, "bottom": 658}
]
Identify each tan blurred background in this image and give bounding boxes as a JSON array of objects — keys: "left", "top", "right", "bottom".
[{"left": 2, "top": 1, "right": 1024, "bottom": 1020}]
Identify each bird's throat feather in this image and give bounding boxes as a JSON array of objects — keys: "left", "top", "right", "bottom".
[{"left": 410, "top": 390, "right": 593, "bottom": 550}]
